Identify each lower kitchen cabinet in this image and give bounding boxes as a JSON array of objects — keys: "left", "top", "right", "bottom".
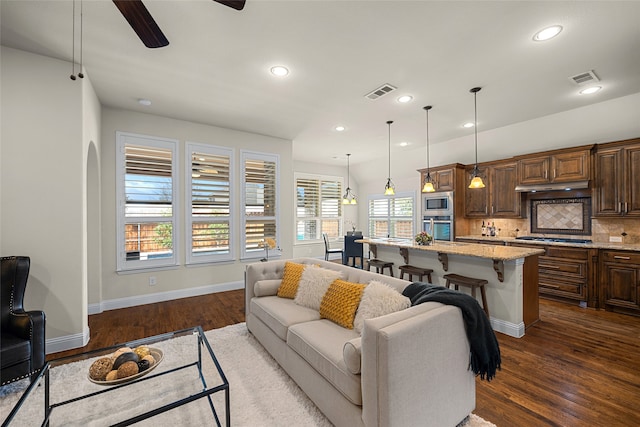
[{"left": 600, "top": 250, "right": 640, "bottom": 315}]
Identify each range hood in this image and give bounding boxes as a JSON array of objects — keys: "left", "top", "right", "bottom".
[{"left": 514, "top": 180, "right": 590, "bottom": 193}]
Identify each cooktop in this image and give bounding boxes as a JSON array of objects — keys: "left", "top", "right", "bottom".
[{"left": 515, "top": 236, "right": 592, "bottom": 244}]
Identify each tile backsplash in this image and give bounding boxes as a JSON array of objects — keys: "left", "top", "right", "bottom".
[{"left": 467, "top": 217, "right": 640, "bottom": 244}]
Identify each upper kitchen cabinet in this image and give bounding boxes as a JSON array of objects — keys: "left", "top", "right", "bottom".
[
  {"left": 418, "top": 163, "right": 465, "bottom": 193},
  {"left": 517, "top": 147, "right": 592, "bottom": 185},
  {"left": 464, "top": 160, "right": 524, "bottom": 218},
  {"left": 594, "top": 138, "right": 640, "bottom": 217}
]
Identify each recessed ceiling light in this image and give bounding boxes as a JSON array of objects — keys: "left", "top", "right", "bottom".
[
  {"left": 533, "top": 25, "right": 563, "bottom": 41},
  {"left": 335, "top": 125, "right": 346, "bottom": 132},
  {"left": 580, "top": 86, "right": 602, "bottom": 95},
  {"left": 399, "top": 141, "right": 409, "bottom": 147},
  {"left": 270, "top": 66, "right": 289, "bottom": 77},
  {"left": 463, "top": 122, "right": 474, "bottom": 128},
  {"left": 138, "top": 98, "right": 152, "bottom": 106},
  {"left": 397, "top": 95, "right": 413, "bottom": 103}
]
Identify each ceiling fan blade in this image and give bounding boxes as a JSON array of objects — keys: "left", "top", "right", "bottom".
[
  {"left": 113, "top": 0, "right": 169, "bottom": 48},
  {"left": 214, "top": 0, "right": 246, "bottom": 11}
]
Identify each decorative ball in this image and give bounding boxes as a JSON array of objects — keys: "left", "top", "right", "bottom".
[
  {"left": 137, "top": 359, "right": 150, "bottom": 372},
  {"left": 111, "top": 347, "right": 133, "bottom": 361},
  {"left": 134, "top": 346, "right": 150, "bottom": 359},
  {"left": 89, "top": 357, "right": 114, "bottom": 381},
  {"left": 117, "top": 361, "right": 139, "bottom": 379},
  {"left": 105, "top": 370, "right": 118, "bottom": 381},
  {"left": 113, "top": 352, "right": 139, "bottom": 370},
  {"left": 142, "top": 354, "right": 156, "bottom": 367}
]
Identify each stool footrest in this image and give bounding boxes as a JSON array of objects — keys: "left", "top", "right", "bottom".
[{"left": 442, "top": 273, "right": 488, "bottom": 286}]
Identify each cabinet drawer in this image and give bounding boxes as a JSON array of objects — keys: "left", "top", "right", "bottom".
[
  {"left": 539, "top": 277, "right": 585, "bottom": 299},
  {"left": 545, "top": 246, "right": 589, "bottom": 260},
  {"left": 601, "top": 251, "right": 640, "bottom": 264},
  {"left": 539, "top": 256, "right": 587, "bottom": 280}
]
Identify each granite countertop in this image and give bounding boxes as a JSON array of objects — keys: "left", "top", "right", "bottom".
[
  {"left": 357, "top": 237, "right": 545, "bottom": 261},
  {"left": 456, "top": 235, "right": 640, "bottom": 251}
]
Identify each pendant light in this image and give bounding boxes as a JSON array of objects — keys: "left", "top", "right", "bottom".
[
  {"left": 468, "top": 87, "right": 485, "bottom": 189},
  {"left": 421, "top": 105, "right": 435, "bottom": 193},
  {"left": 342, "top": 154, "right": 357, "bottom": 205},
  {"left": 384, "top": 120, "right": 395, "bottom": 196}
]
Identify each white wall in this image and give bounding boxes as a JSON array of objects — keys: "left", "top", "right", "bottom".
[
  {"left": 99, "top": 108, "right": 294, "bottom": 304},
  {"left": 1, "top": 47, "right": 90, "bottom": 347}
]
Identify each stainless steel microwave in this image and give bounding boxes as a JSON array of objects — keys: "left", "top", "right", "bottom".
[{"left": 422, "top": 191, "right": 454, "bottom": 216}]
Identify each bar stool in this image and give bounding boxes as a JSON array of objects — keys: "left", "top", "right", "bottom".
[
  {"left": 399, "top": 265, "right": 433, "bottom": 283},
  {"left": 367, "top": 259, "right": 394, "bottom": 277},
  {"left": 443, "top": 273, "right": 490, "bottom": 318}
]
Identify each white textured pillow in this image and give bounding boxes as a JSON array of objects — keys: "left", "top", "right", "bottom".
[
  {"left": 354, "top": 280, "right": 411, "bottom": 334},
  {"left": 294, "top": 266, "right": 343, "bottom": 310}
]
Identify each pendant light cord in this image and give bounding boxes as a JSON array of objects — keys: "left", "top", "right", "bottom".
[
  {"left": 474, "top": 90, "right": 478, "bottom": 168},
  {"left": 387, "top": 120, "right": 393, "bottom": 180},
  {"left": 424, "top": 106, "right": 432, "bottom": 174}
]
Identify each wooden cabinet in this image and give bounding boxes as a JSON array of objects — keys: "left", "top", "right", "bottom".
[
  {"left": 464, "top": 161, "right": 523, "bottom": 218},
  {"left": 418, "top": 164, "right": 460, "bottom": 192},
  {"left": 600, "top": 250, "right": 640, "bottom": 315},
  {"left": 538, "top": 246, "right": 592, "bottom": 303},
  {"left": 510, "top": 243, "right": 597, "bottom": 307},
  {"left": 593, "top": 139, "right": 640, "bottom": 217},
  {"left": 518, "top": 148, "right": 591, "bottom": 185}
]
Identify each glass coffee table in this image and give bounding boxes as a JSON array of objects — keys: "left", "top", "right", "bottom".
[{"left": 3, "top": 326, "right": 229, "bottom": 426}]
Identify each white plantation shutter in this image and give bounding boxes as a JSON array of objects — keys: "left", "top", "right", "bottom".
[
  {"left": 242, "top": 151, "right": 279, "bottom": 259},
  {"left": 368, "top": 192, "right": 415, "bottom": 239},
  {"left": 186, "top": 143, "right": 234, "bottom": 264},
  {"left": 116, "top": 132, "right": 179, "bottom": 271},
  {"left": 295, "top": 174, "right": 343, "bottom": 241}
]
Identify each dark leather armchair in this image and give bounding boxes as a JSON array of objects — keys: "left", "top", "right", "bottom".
[{"left": 1, "top": 256, "right": 46, "bottom": 385}]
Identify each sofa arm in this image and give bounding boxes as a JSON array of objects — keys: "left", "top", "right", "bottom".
[
  {"left": 245, "top": 260, "right": 288, "bottom": 313},
  {"left": 361, "top": 304, "right": 475, "bottom": 427}
]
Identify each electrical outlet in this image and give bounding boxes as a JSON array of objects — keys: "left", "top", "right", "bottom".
[
  {"left": 609, "top": 236, "right": 623, "bottom": 243},
  {"left": 149, "top": 276, "right": 157, "bottom": 286}
]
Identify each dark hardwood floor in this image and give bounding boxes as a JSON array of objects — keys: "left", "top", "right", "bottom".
[{"left": 49, "top": 291, "right": 640, "bottom": 426}]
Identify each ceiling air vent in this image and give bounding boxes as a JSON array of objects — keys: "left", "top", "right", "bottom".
[
  {"left": 365, "top": 83, "right": 397, "bottom": 100},
  {"left": 569, "top": 70, "right": 600, "bottom": 86}
]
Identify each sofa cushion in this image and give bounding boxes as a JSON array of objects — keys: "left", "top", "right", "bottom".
[
  {"left": 294, "top": 266, "right": 343, "bottom": 311},
  {"left": 287, "top": 320, "right": 362, "bottom": 405},
  {"left": 343, "top": 337, "right": 362, "bottom": 375},
  {"left": 277, "top": 261, "right": 306, "bottom": 299},
  {"left": 319, "top": 279, "right": 366, "bottom": 329},
  {"left": 251, "top": 296, "right": 320, "bottom": 340},
  {"left": 353, "top": 280, "right": 411, "bottom": 334},
  {"left": 254, "top": 279, "right": 282, "bottom": 297}
]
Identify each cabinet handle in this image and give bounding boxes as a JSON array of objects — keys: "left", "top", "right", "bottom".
[
  {"left": 543, "top": 284, "right": 560, "bottom": 289},
  {"left": 544, "top": 170, "right": 547, "bottom": 179},
  {"left": 614, "top": 256, "right": 631, "bottom": 260},
  {"left": 540, "top": 264, "right": 560, "bottom": 269},
  {"left": 553, "top": 169, "right": 556, "bottom": 179},
  {"left": 625, "top": 202, "right": 629, "bottom": 213}
]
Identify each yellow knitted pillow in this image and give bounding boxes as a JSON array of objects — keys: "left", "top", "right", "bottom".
[
  {"left": 277, "top": 262, "right": 306, "bottom": 299},
  {"left": 319, "top": 279, "right": 366, "bottom": 329}
]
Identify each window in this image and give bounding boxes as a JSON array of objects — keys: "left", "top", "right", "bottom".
[
  {"left": 116, "top": 132, "right": 179, "bottom": 271},
  {"left": 368, "top": 192, "right": 415, "bottom": 239},
  {"left": 295, "top": 173, "right": 343, "bottom": 241},
  {"left": 241, "top": 151, "right": 279, "bottom": 260},
  {"left": 185, "top": 143, "right": 234, "bottom": 264}
]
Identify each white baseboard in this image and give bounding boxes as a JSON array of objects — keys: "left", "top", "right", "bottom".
[
  {"left": 490, "top": 318, "right": 525, "bottom": 338},
  {"left": 88, "top": 280, "right": 244, "bottom": 315},
  {"left": 46, "top": 326, "right": 90, "bottom": 355}
]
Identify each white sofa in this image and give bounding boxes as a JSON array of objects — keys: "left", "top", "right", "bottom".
[{"left": 245, "top": 257, "right": 475, "bottom": 427}]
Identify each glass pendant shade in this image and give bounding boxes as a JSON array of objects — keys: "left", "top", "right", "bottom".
[
  {"left": 342, "top": 153, "right": 357, "bottom": 205},
  {"left": 422, "top": 175, "right": 436, "bottom": 193},
  {"left": 422, "top": 105, "right": 436, "bottom": 193},
  {"left": 384, "top": 121, "right": 395, "bottom": 196},
  {"left": 468, "top": 87, "right": 485, "bottom": 189}
]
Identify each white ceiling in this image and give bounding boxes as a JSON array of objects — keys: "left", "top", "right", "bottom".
[{"left": 2, "top": 0, "right": 640, "bottom": 167}]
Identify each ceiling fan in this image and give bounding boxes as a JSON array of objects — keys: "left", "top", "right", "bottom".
[{"left": 113, "top": 0, "right": 246, "bottom": 48}]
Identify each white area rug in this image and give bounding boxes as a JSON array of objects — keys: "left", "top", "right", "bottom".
[{"left": 0, "top": 323, "right": 495, "bottom": 426}]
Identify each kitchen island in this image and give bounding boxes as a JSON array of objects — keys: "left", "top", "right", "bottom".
[{"left": 358, "top": 237, "right": 545, "bottom": 338}]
